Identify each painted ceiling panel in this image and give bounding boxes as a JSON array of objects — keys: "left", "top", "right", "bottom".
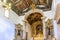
[
  {"left": 25, "top": 0, "right": 32, "bottom": 6},
  {"left": 16, "top": 2, "right": 27, "bottom": 11},
  {"left": 10, "top": 0, "right": 53, "bottom": 16}
]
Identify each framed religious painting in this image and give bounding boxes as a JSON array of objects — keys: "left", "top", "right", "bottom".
[{"left": 15, "top": 1, "right": 27, "bottom": 11}]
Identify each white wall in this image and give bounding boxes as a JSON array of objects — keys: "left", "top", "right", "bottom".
[
  {"left": 0, "top": 17, "right": 15, "bottom": 40},
  {"left": 0, "top": 7, "right": 19, "bottom": 24},
  {"left": 43, "top": 11, "right": 53, "bottom": 19},
  {"left": 53, "top": 0, "right": 60, "bottom": 19},
  {"left": 0, "top": 7, "right": 19, "bottom": 40},
  {"left": 54, "top": 0, "right": 60, "bottom": 40},
  {"left": 9, "top": 10, "right": 19, "bottom": 24}
]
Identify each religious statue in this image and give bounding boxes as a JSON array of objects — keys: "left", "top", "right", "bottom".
[
  {"left": 45, "top": 19, "right": 54, "bottom": 40},
  {"left": 14, "top": 24, "right": 23, "bottom": 40},
  {"left": 36, "top": 25, "right": 42, "bottom": 35}
]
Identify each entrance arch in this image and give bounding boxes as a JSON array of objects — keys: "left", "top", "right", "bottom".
[{"left": 24, "top": 9, "right": 45, "bottom": 40}]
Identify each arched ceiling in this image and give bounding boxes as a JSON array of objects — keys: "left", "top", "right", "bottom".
[
  {"left": 28, "top": 13, "right": 43, "bottom": 36},
  {"left": 27, "top": 12, "right": 43, "bottom": 25},
  {"left": 6, "top": 0, "right": 53, "bottom": 16}
]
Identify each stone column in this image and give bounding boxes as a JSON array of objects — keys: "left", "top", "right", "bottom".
[
  {"left": 22, "top": 20, "right": 26, "bottom": 40},
  {"left": 23, "top": 20, "right": 28, "bottom": 40},
  {"left": 41, "top": 17, "right": 47, "bottom": 40},
  {"left": 24, "top": 20, "right": 32, "bottom": 40}
]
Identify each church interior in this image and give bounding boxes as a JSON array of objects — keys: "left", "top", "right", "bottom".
[{"left": 0, "top": 0, "right": 60, "bottom": 40}]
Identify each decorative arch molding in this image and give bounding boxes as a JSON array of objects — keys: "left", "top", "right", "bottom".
[
  {"left": 24, "top": 9, "right": 46, "bottom": 40},
  {"left": 24, "top": 9, "right": 44, "bottom": 20},
  {"left": 27, "top": 12, "right": 43, "bottom": 25}
]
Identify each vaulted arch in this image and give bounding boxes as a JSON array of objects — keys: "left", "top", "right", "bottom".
[{"left": 27, "top": 12, "right": 43, "bottom": 25}]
